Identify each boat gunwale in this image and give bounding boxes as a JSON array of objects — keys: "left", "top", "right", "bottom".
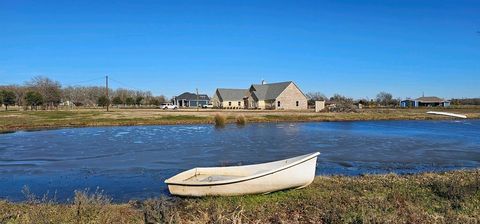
[
  {"left": 426, "top": 111, "right": 467, "bottom": 119},
  {"left": 164, "top": 152, "right": 320, "bottom": 186}
]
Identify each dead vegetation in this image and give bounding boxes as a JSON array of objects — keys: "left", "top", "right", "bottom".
[
  {"left": 214, "top": 113, "right": 227, "bottom": 127},
  {"left": 1, "top": 170, "right": 479, "bottom": 223},
  {"left": 1, "top": 108, "right": 479, "bottom": 133},
  {"left": 0, "top": 187, "right": 141, "bottom": 224},
  {"left": 235, "top": 114, "right": 247, "bottom": 125}
]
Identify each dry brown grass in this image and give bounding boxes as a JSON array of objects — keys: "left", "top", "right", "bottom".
[
  {"left": 235, "top": 114, "right": 247, "bottom": 125},
  {"left": 0, "top": 188, "right": 142, "bottom": 224},
  {"left": 140, "top": 169, "right": 480, "bottom": 223},
  {"left": 1, "top": 170, "right": 479, "bottom": 223},
  {"left": 214, "top": 113, "right": 227, "bottom": 127},
  {"left": 0, "top": 107, "right": 479, "bottom": 132}
]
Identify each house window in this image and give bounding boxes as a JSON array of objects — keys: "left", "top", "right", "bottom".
[
  {"left": 228, "top": 102, "right": 232, "bottom": 106},
  {"left": 238, "top": 102, "right": 241, "bottom": 106},
  {"left": 277, "top": 101, "right": 281, "bottom": 107},
  {"left": 296, "top": 101, "right": 299, "bottom": 107}
]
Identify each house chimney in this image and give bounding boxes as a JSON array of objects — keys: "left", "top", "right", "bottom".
[{"left": 261, "top": 79, "right": 267, "bottom": 85}]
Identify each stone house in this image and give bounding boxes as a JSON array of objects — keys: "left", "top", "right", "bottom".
[
  {"left": 211, "top": 89, "right": 249, "bottom": 108},
  {"left": 213, "top": 81, "right": 308, "bottom": 110}
]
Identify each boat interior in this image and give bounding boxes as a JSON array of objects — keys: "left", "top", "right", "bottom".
[{"left": 165, "top": 152, "right": 319, "bottom": 185}]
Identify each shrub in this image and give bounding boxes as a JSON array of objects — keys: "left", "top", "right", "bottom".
[
  {"left": 214, "top": 114, "right": 226, "bottom": 127},
  {"left": 328, "top": 94, "right": 358, "bottom": 112},
  {"left": 97, "top": 96, "right": 110, "bottom": 108},
  {"left": 74, "top": 188, "right": 111, "bottom": 207},
  {"left": 236, "top": 114, "right": 247, "bottom": 125}
]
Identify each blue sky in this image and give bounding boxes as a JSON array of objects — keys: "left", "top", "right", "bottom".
[{"left": 1, "top": 0, "right": 479, "bottom": 99}]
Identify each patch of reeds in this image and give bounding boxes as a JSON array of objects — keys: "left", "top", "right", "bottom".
[
  {"left": 214, "top": 114, "right": 226, "bottom": 127},
  {"left": 235, "top": 114, "right": 247, "bottom": 126},
  {"left": 0, "top": 186, "right": 137, "bottom": 223},
  {"left": 74, "top": 188, "right": 112, "bottom": 207}
]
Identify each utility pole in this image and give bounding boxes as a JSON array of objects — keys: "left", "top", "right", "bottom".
[
  {"left": 106, "top": 75, "right": 109, "bottom": 112},
  {"left": 196, "top": 88, "right": 199, "bottom": 111}
]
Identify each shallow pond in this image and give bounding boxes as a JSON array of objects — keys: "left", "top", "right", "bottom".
[{"left": 0, "top": 120, "right": 479, "bottom": 202}]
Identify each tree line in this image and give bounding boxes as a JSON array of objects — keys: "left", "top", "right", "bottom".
[
  {"left": 451, "top": 98, "right": 480, "bottom": 106},
  {"left": 3, "top": 77, "right": 478, "bottom": 111},
  {"left": 305, "top": 91, "right": 480, "bottom": 112},
  {"left": 0, "top": 76, "right": 167, "bottom": 110},
  {"left": 306, "top": 91, "right": 401, "bottom": 108}
]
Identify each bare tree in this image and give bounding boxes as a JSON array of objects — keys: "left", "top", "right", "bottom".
[
  {"left": 156, "top": 95, "right": 167, "bottom": 104},
  {"left": 62, "top": 86, "right": 108, "bottom": 107},
  {"left": 26, "top": 76, "right": 62, "bottom": 109},
  {"left": 62, "top": 86, "right": 85, "bottom": 106},
  {"left": 4, "top": 76, "right": 168, "bottom": 109},
  {"left": 306, "top": 92, "right": 327, "bottom": 106},
  {"left": 329, "top": 94, "right": 357, "bottom": 112},
  {"left": 376, "top": 91, "right": 396, "bottom": 107},
  {"left": 451, "top": 98, "right": 480, "bottom": 105}
]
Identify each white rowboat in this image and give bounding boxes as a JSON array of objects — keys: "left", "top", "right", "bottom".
[
  {"left": 165, "top": 152, "right": 320, "bottom": 197},
  {"left": 426, "top": 111, "right": 467, "bottom": 119}
]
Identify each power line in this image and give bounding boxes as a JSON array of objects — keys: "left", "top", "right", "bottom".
[
  {"left": 108, "top": 77, "right": 145, "bottom": 92},
  {"left": 1, "top": 77, "right": 105, "bottom": 87},
  {"left": 106, "top": 75, "right": 109, "bottom": 112},
  {"left": 1, "top": 75, "right": 147, "bottom": 93},
  {"left": 63, "top": 77, "right": 105, "bottom": 86},
  {"left": 0, "top": 83, "right": 14, "bottom": 86}
]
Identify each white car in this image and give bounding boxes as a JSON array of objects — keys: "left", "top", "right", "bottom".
[
  {"left": 202, "top": 103, "right": 214, "bottom": 108},
  {"left": 161, "top": 103, "right": 178, "bottom": 110}
]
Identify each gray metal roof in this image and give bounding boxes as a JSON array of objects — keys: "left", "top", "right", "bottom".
[
  {"left": 415, "top": 96, "right": 445, "bottom": 103},
  {"left": 216, "top": 88, "right": 248, "bottom": 101},
  {"left": 250, "top": 81, "right": 292, "bottom": 100},
  {"left": 176, "top": 92, "right": 210, "bottom": 101}
]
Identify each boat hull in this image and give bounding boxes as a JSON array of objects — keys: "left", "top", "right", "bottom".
[
  {"left": 426, "top": 111, "right": 467, "bottom": 119},
  {"left": 167, "top": 154, "right": 318, "bottom": 197}
]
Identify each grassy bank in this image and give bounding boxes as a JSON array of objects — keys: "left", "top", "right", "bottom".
[
  {"left": 1, "top": 108, "right": 479, "bottom": 132},
  {"left": 1, "top": 170, "right": 479, "bottom": 223}
]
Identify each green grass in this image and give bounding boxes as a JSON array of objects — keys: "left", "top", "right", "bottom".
[{"left": 1, "top": 170, "right": 479, "bottom": 223}]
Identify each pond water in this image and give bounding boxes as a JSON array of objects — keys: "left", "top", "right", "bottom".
[{"left": 0, "top": 120, "right": 479, "bottom": 202}]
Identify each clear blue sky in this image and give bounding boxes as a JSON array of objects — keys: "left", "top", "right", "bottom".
[{"left": 1, "top": 0, "right": 479, "bottom": 99}]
